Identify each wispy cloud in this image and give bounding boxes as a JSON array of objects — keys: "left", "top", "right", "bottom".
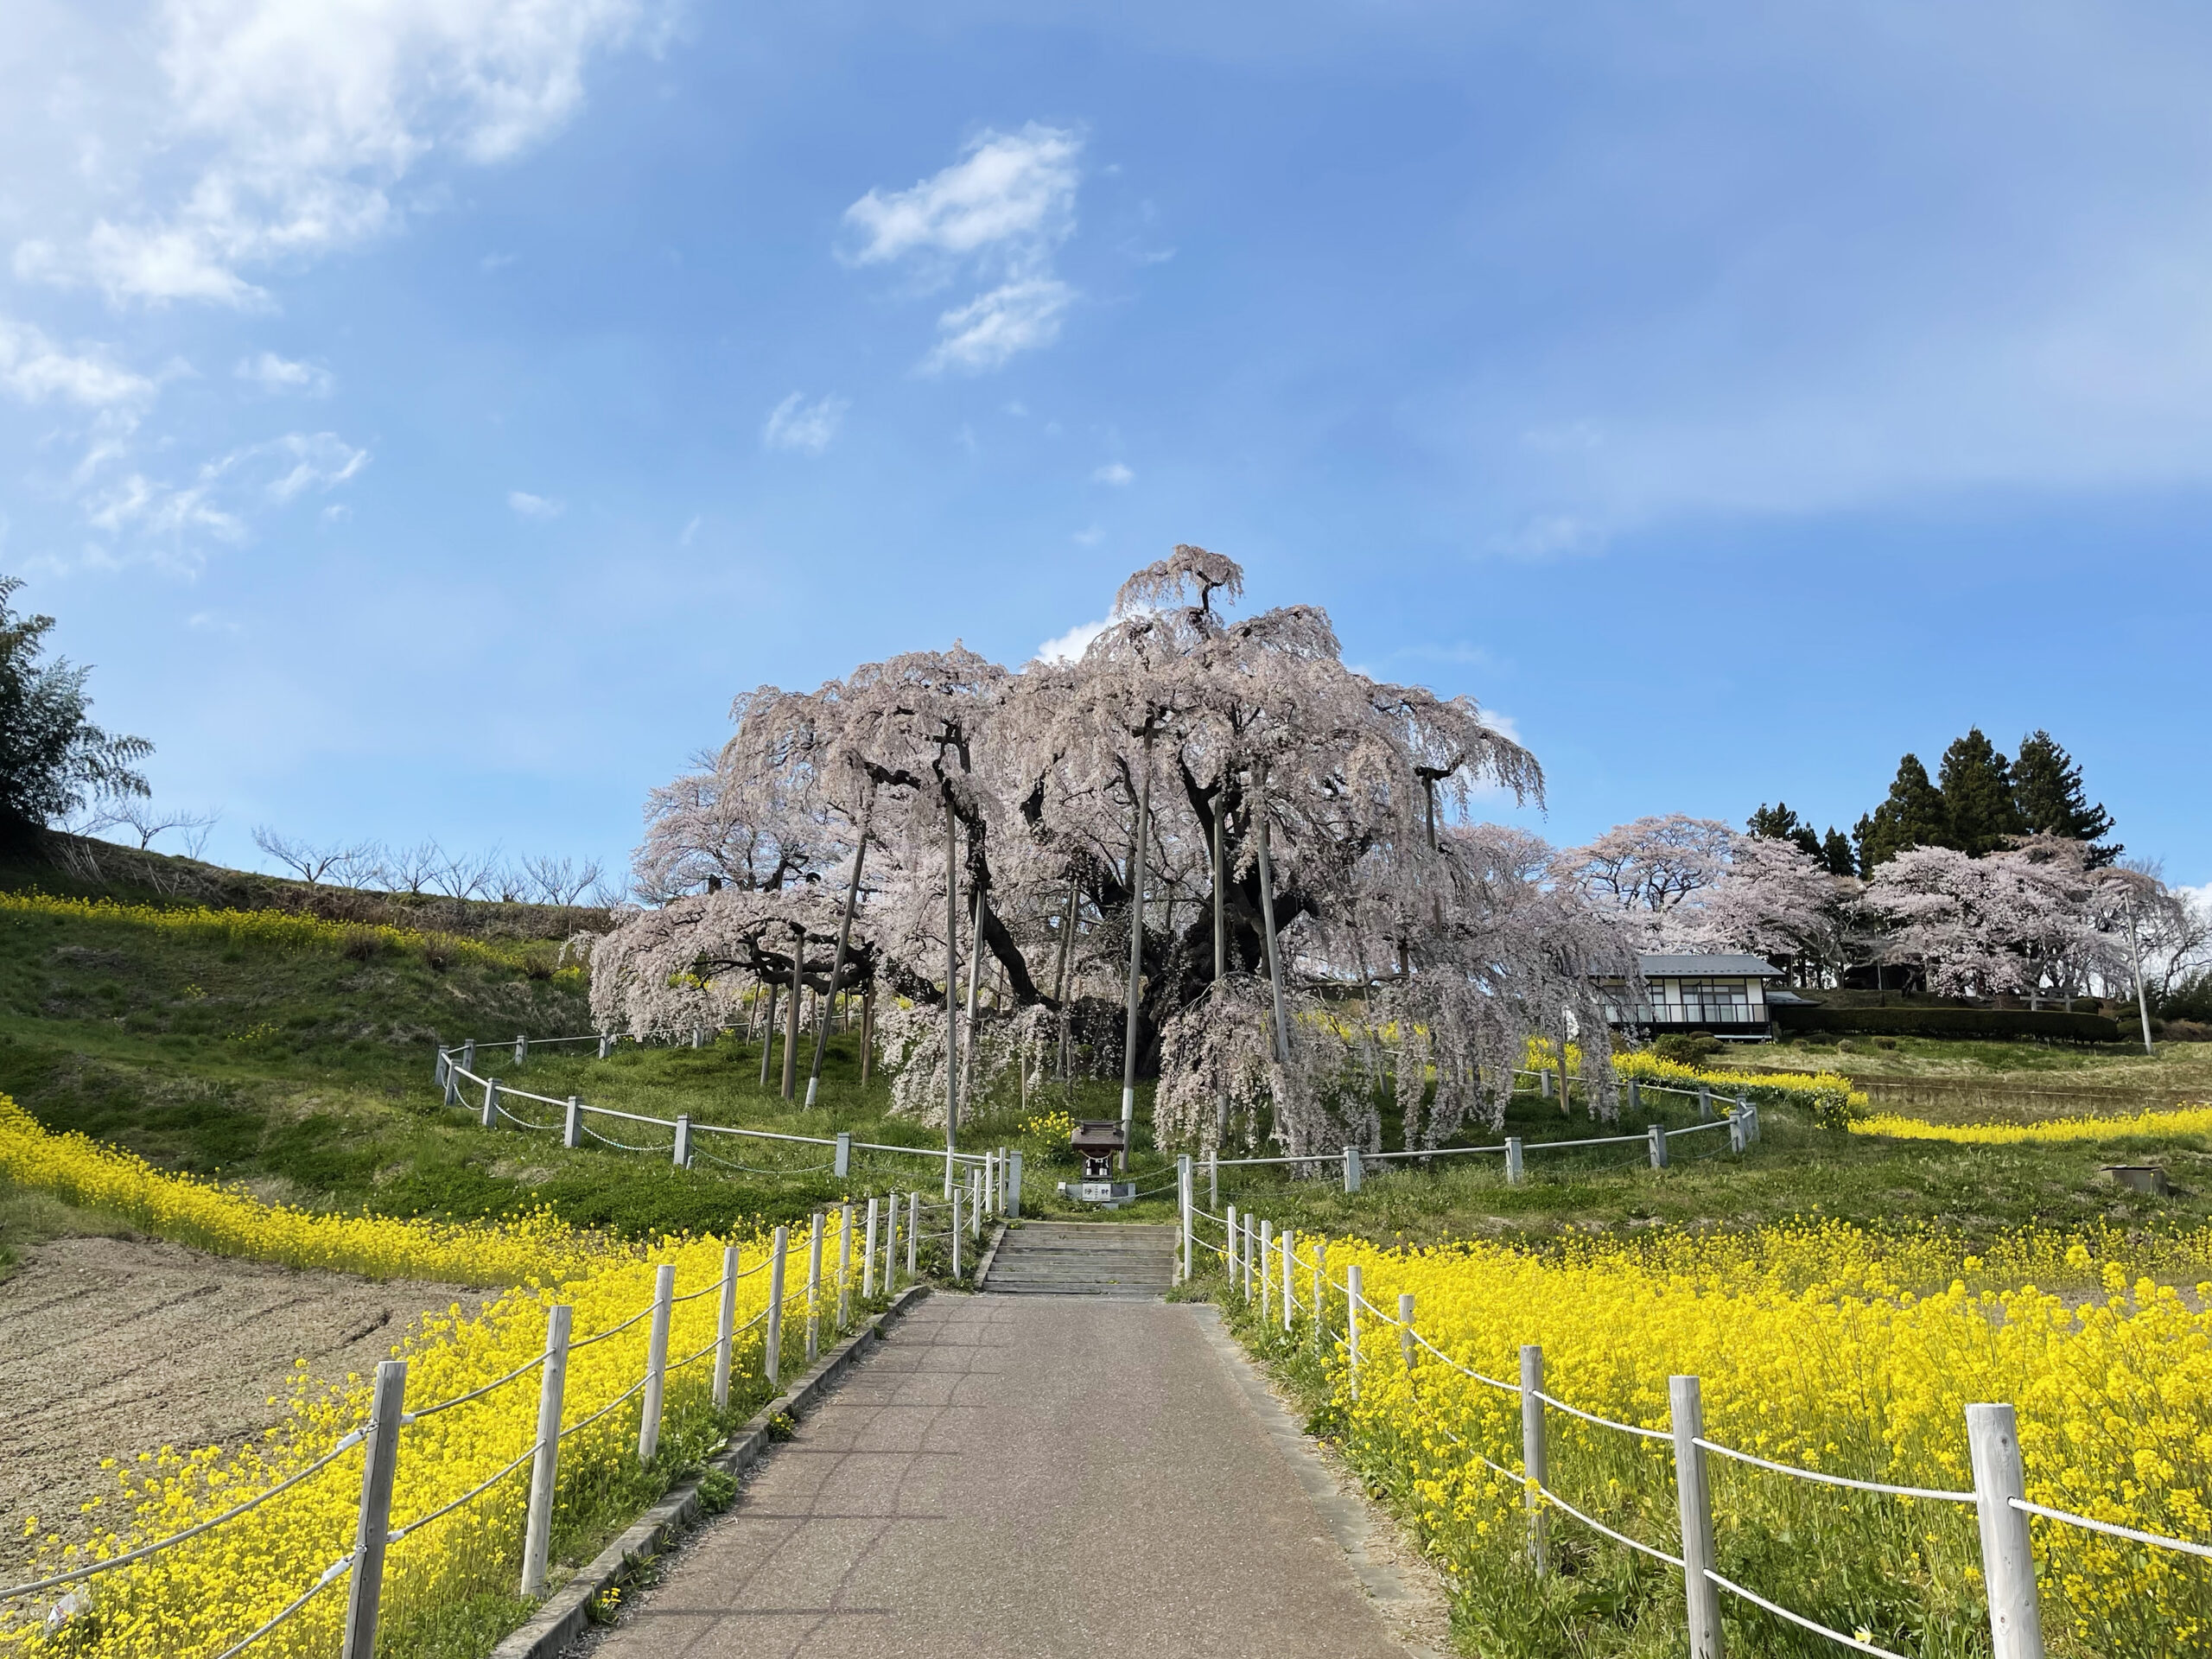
[
  {"left": 235, "top": 352, "right": 333, "bottom": 395},
  {"left": 17, "top": 0, "right": 645, "bottom": 307},
  {"left": 761, "top": 391, "right": 849, "bottom": 454},
  {"left": 509, "top": 490, "right": 564, "bottom": 519},
  {"left": 76, "top": 430, "right": 366, "bottom": 565},
  {"left": 1090, "top": 461, "right": 1133, "bottom": 486},
  {"left": 844, "top": 124, "right": 1084, "bottom": 375},
  {"left": 0, "top": 320, "right": 156, "bottom": 408}
]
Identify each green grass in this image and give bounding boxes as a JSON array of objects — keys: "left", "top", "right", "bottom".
[{"left": 5, "top": 854, "right": 2211, "bottom": 1268}]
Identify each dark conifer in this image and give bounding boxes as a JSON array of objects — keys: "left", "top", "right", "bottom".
[
  {"left": 1937, "top": 728, "right": 2025, "bottom": 855},
  {"left": 1853, "top": 753, "right": 1949, "bottom": 872},
  {"left": 2012, "top": 730, "right": 2120, "bottom": 865}
]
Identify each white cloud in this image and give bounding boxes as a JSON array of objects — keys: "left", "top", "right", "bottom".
[
  {"left": 924, "top": 279, "right": 1072, "bottom": 374},
  {"left": 235, "top": 352, "right": 332, "bottom": 395},
  {"left": 19, "top": 0, "right": 645, "bottom": 306},
  {"left": 81, "top": 429, "right": 368, "bottom": 557},
  {"left": 760, "top": 391, "right": 848, "bottom": 454},
  {"left": 845, "top": 124, "right": 1084, "bottom": 375},
  {"left": 843, "top": 124, "right": 1080, "bottom": 267},
  {"left": 1036, "top": 617, "right": 1112, "bottom": 664},
  {"left": 1090, "top": 461, "right": 1133, "bottom": 486},
  {"left": 1071, "top": 524, "right": 1104, "bottom": 546},
  {"left": 1477, "top": 709, "right": 1522, "bottom": 744},
  {"left": 508, "top": 490, "right": 563, "bottom": 519},
  {"left": 0, "top": 319, "right": 156, "bottom": 408}
]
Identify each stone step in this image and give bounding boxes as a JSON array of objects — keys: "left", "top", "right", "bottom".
[{"left": 982, "top": 1222, "right": 1178, "bottom": 1299}]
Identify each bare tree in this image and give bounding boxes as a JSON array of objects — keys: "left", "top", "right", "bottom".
[
  {"left": 252, "top": 825, "right": 372, "bottom": 887},
  {"left": 383, "top": 840, "right": 442, "bottom": 895},
  {"left": 429, "top": 843, "right": 500, "bottom": 900},
  {"left": 87, "top": 798, "right": 223, "bottom": 853},
  {"left": 180, "top": 814, "right": 219, "bottom": 861},
  {"left": 519, "top": 852, "right": 606, "bottom": 906}
]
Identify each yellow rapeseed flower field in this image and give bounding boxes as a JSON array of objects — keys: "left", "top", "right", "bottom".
[
  {"left": 1274, "top": 1221, "right": 2212, "bottom": 1656},
  {"left": 1850, "top": 1105, "right": 2212, "bottom": 1145},
  {"left": 0, "top": 1100, "right": 859, "bottom": 1658},
  {"left": 0, "top": 891, "right": 553, "bottom": 973}
]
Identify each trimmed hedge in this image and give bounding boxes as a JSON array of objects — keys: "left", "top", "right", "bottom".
[{"left": 1773, "top": 1002, "right": 2122, "bottom": 1043}]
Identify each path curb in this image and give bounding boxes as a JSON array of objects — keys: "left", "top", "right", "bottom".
[
  {"left": 972, "top": 1220, "right": 1009, "bottom": 1288},
  {"left": 489, "top": 1283, "right": 931, "bottom": 1659}
]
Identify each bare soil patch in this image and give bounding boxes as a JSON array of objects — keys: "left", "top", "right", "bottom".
[{"left": 0, "top": 1235, "right": 486, "bottom": 1573}]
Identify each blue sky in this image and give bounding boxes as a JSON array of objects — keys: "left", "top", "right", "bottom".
[{"left": 4, "top": 1, "right": 2209, "bottom": 886}]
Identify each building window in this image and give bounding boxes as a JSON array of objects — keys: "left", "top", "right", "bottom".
[{"left": 1676, "top": 979, "right": 1751, "bottom": 1020}]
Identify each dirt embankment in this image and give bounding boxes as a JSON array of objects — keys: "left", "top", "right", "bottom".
[{"left": 2, "top": 1236, "right": 487, "bottom": 1573}]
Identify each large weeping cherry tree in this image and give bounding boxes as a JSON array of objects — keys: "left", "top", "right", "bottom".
[{"left": 585, "top": 546, "right": 1637, "bottom": 1157}]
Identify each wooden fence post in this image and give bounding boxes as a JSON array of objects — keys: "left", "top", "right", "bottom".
[
  {"left": 563, "top": 1096, "right": 580, "bottom": 1150},
  {"left": 1969, "top": 1403, "right": 2047, "bottom": 1659},
  {"left": 1505, "top": 1137, "right": 1524, "bottom": 1185},
  {"left": 340, "top": 1359, "right": 408, "bottom": 1659},
  {"left": 673, "top": 1115, "right": 691, "bottom": 1169},
  {"left": 1312, "top": 1241, "right": 1326, "bottom": 1354},
  {"left": 1649, "top": 1125, "right": 1668, "bottom": 1169},
  {"left": 1399, "top": 1292, "right": 1416, "bottom": 1373},
  {"left": 639, "top": 1263, "right": 675, "bottom": 1465},
  {"left": 836, "top": 1204, "right": 854, "bottom": 1332},
  {"left": 835, "top": 1132, "right": 851, "bottom": 1179},
  {"left": 805, "top": 1212, "right": 824, "bottom": 1361},
  {"left": 712, "top": 1245, "right": 739, "bottom": 1410},
  {"left": 481, "top": 1077, "right": 499, "bottom": 1128},
  {"left": 1345, "top": 1264, "right": 1363, "bottom": 1399},
  {"left": 765, "top": 1227, "right": 787, "bottom": 1386},
  {"left": 906, "top": 1192, "right": 918, "bottom": 1281},
  {"left": 1343, "top": 1145, "right": 1363, "bottom": 1192},
  {"left": 1671, "top": 1375, "right": 1723, "bottom": 1659},
  {"left": 1280, "top": 1226, "right": 1295, "bottom": 1331},
  {"left": 520, "top": 1306, "right": 571, "bottom": 1599},
  {"left": 514, "top": 1033, "right": 527, "bottom": 1066},
  {"left": 863, "top": 1198, "right": 879, "bottom": 1300},
  {"left": 1259, "top": 1220, "right": 1274, "bottom": 1323},
  {"left": 1521, "top": 1344, "right": 1548, "bottom": 1574},
  {"left": 1226, "top": 1204, "right": 1240, "bottom": 1290}
]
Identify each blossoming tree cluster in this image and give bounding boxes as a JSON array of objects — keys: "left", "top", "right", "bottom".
[
  {"left": 585, "top": 549, "right": 1636, "bottom": 1156},
  {"left": 1557, "top": 811, "right": 2190, "bottom": 1008}
]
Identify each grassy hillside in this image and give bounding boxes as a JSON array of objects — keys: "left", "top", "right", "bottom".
[{"left": 3, "top": 836, "right": 2210, "bottom": 1275}]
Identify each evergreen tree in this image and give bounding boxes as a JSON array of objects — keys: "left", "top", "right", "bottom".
[
  {"left": 1819, "top": 827, "right": 1855, "bottom": 879},
  {"left": 1937, "top": 727, "right": 2025, "bottom": 856},
  {"left": 1747, "top": 802, "right": 1820, "bottom": 858},
  {"left": 0, "top": 575, "right": 149, "bottom": 844},
  {"left": 2012, "top": 729, "right": 2120, "bottom": 865},
  {"left": 1853, "top": 753, "right": 1948, "bottom": 874}
]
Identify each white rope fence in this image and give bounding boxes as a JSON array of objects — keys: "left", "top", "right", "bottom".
[
  {"left": 1173, "top": 1185, "right": 2207, "bottom": 1659},
  {"left": 433, "top": 1034, "right": 994, "bottom": 1196},
  {"left": 3, "top": 1188, "right": 950, "bottom": 1656},
  {"left": 1195, "top": 1071, "right": 1760, "bottom": 1203}
]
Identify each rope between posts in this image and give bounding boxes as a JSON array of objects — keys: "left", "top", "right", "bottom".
[
  {"left": 1542, "top": 1483, "right": 1685, "bottom": 1568},
  {"left": 1703, "top": 1567, "right": 1913, "bottom": 1659},
  {"left": 2010, "top": 1497, "right": 2212, "bottom": 1559},
  {"left": 493, "top": 1103, "right": 560, "bottom": 1133},
  {"left": 0, "top": 1429, "right": 365, "bottom": 1600},
  {"left": 560, "top": 1375, "right": 652, "bottom": 1440},
  {"left": 1406, "top": 1325, "right": 1520, "bottom": 1395},
  {"left": 582, "top": 1123, "right": 675, "bottom": 1155},
  {"left": 669, "top": 1276, "right": 728, "bottom": 1306},
  {"left": 407, "top": 1352, "right": 546, "bottom": 1421},
  {"left": 1535, "top": 1390, "right": 1674, "bottom": 1442},
  {"left": 385, "top": 1445, "right": 537, "bottom": 1544},
  {"left": 207, "top": 1554, "right": 353, "bottom": 1659},
  {"left": 1694, "top": 1440, "right": 1975, "bottom": 1503},
  {"left": 566, "top": 1302, "right": 657, "bottom": 1352}
]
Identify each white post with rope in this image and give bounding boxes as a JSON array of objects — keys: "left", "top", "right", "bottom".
[
  {"left": 1345, "top": 1264, "right": 1363, "bottom": 1399},
  {"left": 836, "top": 1204, "right": 854, "bottom": 1332},
  {"left": 1259, "top": 1219, "right": 1273, "bottom": 1323},
  {"left": 639, "top": 1263, "right": 675, "bottom": 1465},
  {"left": 1343, "top": 1145, "right": 1363, "bottom": 1193},
  {"left": 1281, "top": 1227, "right": 1295, "bottom": 1330},
  {"left": 712, "top": 1245, "right": 739, "bottom": 1409},
  {"left": 1226, "top": 1204, "right": 1240, "bottom": 1290},
  {"left": 835, "top": 1132, "right": 851, "bottom": 1179},
  {"left": 1008, "top": 1151, "right": 1024, "bottom": 1217},
  {"left": 1399, "top": 1292, "right": 1415, "bottom": 1373},
  {"left": 950, "top": 1189, "right": 963, "bottom": 1280},
  {"left": 1178, "top": 1155, "right": 1192, "bottom": 1283},
  {"left": 862, "top": 1198, "right": 879, "bottom": 1300},
  {"left": 1670, "top": 1374, "right": 1723, "bottom": 1659},
  {"left": 340, "top": 1358, "right": 407, "bottom": 1659},
  {"left": 1648, "top": 1124, "right": 1668, "bottom": 1169},
  {"left": 805, "top": 1213, "right": 824, "bottom": 1361},
  {"left": 520, "top": 1305, "right": 571, "bottom": 1599},
  {"left": 1968, "top": 1403, "right": 2047, "bottom": 1659},
  {"left": 673, "top": 1115, "right": 691, "bottom": 1169},
  {"left": 765, "top": 1227, "right": 787, "bottom": 1386},
  {"left": 1521, "top": 1344, "right": 1548, "bottom": 1574},
  {"left": 1505, "top": 1136, "right": 1524, "bottom": 1185},
  {"left": 563, "top": 1096, "right": 580, "bottom": 1150},
  {"left": 906, "top": 1192, "right": 919, "bottom": 1280},
  {"left": 481, "top": 1077, "right": 499, "bottom": 1128},
  {"left": 1312, "top": 1240, "right": 1325, "bottom": 1353}
]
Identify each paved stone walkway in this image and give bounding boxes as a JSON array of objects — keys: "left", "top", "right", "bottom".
[{"left": 586, "top": 1289, "right": 1423, "bottom": 1658}]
